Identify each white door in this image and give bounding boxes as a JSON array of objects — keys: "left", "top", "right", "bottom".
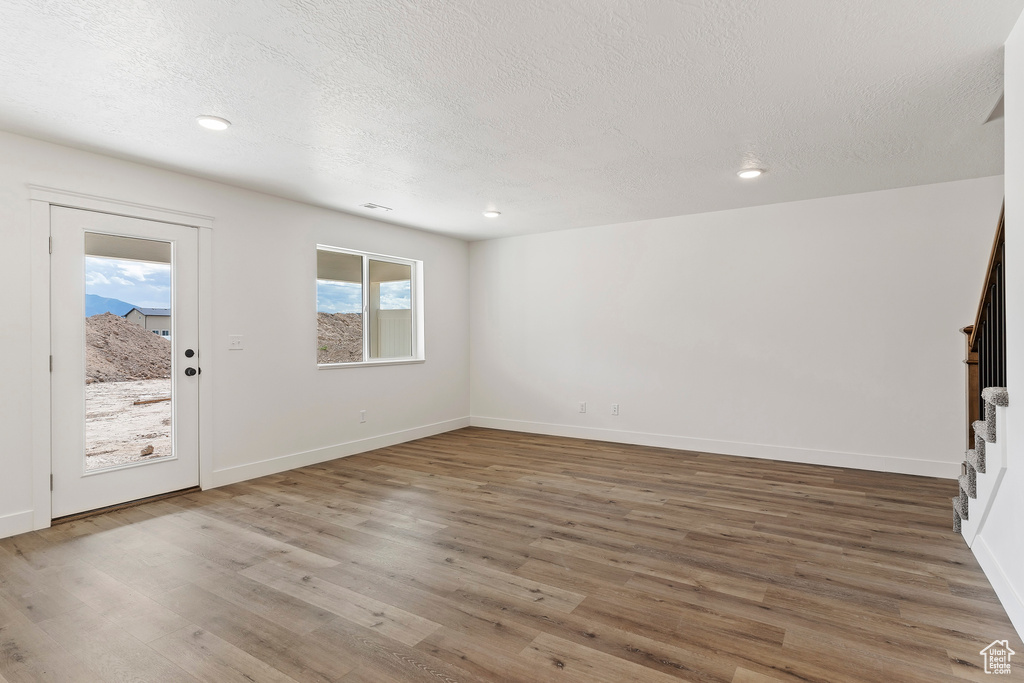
[{"left": 50, "top": 206, "right": 200, "bottom": 518}]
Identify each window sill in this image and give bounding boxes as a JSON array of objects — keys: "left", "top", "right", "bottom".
[{"left": 318, "top": 358, "right": 425, "bottom": 370}]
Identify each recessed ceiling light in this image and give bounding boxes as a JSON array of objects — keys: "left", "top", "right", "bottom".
[
  {"left": 483, "top": 210, "right": 501, "bottom": 218},
  {"left": 196, "top": 115, "right": 231, "bottom": 131},
  {"left": 737, "top": 168, "right": 764, "bottom": 179},
  {"left": 360, "top": 203, "right": 393, "bottom": 212}
]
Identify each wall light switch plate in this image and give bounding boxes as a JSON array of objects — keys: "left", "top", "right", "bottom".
[{"left": 228, "top": 335, "right": 244, "bottom": 350}]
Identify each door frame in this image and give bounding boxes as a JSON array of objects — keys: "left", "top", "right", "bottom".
[{"left": 29, "top": 186, "right": 215, "bottom": 530}]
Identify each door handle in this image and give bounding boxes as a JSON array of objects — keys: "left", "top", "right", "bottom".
[{"left": 185, "top": 367, "right": 197, "bottom": 377}]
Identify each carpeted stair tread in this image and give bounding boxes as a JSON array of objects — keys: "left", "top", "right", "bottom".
[
  {"left": 959, "top": 472, "right": 976, "bottom": 499},
  {"left": 952, "top": 494, "right": 968, "bottom": 520},
  {"left": 953, "top": 509, "right": 962, "bottom": 533},
  {"left": 982, "top": 387, "right": 1009, "bottom": 407},
  {"left": 974, "top": 418, "right": 996, "bottom": 444},
  {"left": 973, "top": 419, "right": 995, "bottom": 444},
  {"left": 967, "top": 448, "right": 986, "bottom": 474}
]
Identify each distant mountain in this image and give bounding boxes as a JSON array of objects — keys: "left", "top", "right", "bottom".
[{"left": 85, "top": 294, "right": 135, "bottom": 318}]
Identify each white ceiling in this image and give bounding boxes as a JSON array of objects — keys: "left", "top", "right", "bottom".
[{"left": 0, "top": 1, "right": 1021, "bottom": 241}]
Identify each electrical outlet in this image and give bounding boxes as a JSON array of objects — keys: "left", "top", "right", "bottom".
[
  {"left": 228, "top": 335, "right": 244, "bottom": 350},
  {"left": 579, "top": 402, "right": 587, "bottom": 414},
  {"left": 359, "top": 410, "right": 366, "bottom": 423},
  {"left": 611, "top": 404, "right": 619, "bottom": 416}
]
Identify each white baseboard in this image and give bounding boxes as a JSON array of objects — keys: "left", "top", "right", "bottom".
[
  {"left": 971, "top": 535, "right": 1024, "bottom": 641},
  {"left": 469, "top": 417, "right": 960, "bottom": 479},
  {"left": 209, "top": 417, "right": 470, "bottom": 488},
  {"left": 0, "top": 510, "right": 36, "bottom": 540}
]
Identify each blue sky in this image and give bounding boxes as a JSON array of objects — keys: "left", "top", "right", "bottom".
[
  {"left": 317, "top": 280, "right": 410, "bottom": 313},
  {"left": 317, "top": 281, "right": 361, "bottom": 314},
  {"left": 85, "top": 257, "right": 171, "bottom": 308}
]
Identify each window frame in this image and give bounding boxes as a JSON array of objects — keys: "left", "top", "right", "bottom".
[{"left": 316, "top": 245, "right": 424, "bottom": 369}]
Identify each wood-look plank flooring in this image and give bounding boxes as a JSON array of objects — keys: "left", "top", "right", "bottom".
[{"left": 0, "top": 428, "right": 1019, "bottom": 682}]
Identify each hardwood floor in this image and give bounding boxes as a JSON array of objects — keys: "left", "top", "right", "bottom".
[{"left": 0, "top": 428, "right": 1018, "bottom": 682}]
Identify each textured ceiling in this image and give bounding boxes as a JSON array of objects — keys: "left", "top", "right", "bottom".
[{"left": 0, "top": 0, "right": 1021, "bottom": 240}]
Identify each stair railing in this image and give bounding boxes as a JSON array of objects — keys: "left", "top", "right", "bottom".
[{"left": 962, "top": 204, "right": 1006, "bottom": 448}]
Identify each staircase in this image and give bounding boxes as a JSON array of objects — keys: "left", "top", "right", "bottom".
[
  {"left": 954, "top": 205, "right": 1006, "bottom": 541},
  {"left": 953, "top": 387, "right": 1008, "bottom": 536}
]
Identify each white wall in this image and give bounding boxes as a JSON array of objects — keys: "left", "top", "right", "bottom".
[
  {"left": 973, "top": 16, "right": 1024, "bottom": 638},
  {"left": 0, "top": 130, "right": 470, "bottom": 538},
  {"left": 470, "top": 177, "right": 1003, "bottom": 477}
]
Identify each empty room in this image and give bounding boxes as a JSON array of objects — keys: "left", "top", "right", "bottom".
[{"left": 1, "top": 1, "right": 1023, "bottom": 681}]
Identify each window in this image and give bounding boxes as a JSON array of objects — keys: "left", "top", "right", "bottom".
[{"left": 316, "top": 246, "right": 422, "bottom": 366}]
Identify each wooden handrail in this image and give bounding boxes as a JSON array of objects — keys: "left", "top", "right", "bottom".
[
  {"left": 968, "top": 203, "right": 1005, "bottom": 352},
  {"left": 962, "top": 202, "right": 1006, "bottom": 449}
]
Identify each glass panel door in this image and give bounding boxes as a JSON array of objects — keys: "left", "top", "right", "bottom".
[{"left": 51, "top": 207, "right": 200, "bottom": 518}]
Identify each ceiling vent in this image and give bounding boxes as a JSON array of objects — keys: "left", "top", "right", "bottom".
[{"left": 360, "top": 203, "right": 393, "bottom": 212}]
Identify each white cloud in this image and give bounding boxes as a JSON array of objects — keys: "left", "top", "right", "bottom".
[
  {"left": 85, "top": 272, "right": 110, "bottom": 286},
  {"left": 85, "top": 256, "right": 171, "bottom": 308},
  {"left": 117, "top": 262, "right": 166, "bottom": 282},
  {"left": 317, "top": 280, "right": 362, "bottom": 314},
  {"left": 379, "top": 281, "right": 411, "bottom": 310}
]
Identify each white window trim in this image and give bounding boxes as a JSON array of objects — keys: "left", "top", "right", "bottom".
[
  {"left": 318, "top": 358, "right": 426, "bottom": 370},
  {"left": 316, "top": 245, "right": 424, "bottom": 367}
]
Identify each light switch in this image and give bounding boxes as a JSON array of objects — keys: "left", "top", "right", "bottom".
[{"left": 228, "top": 335, "right": 244, "bottom": 351}]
